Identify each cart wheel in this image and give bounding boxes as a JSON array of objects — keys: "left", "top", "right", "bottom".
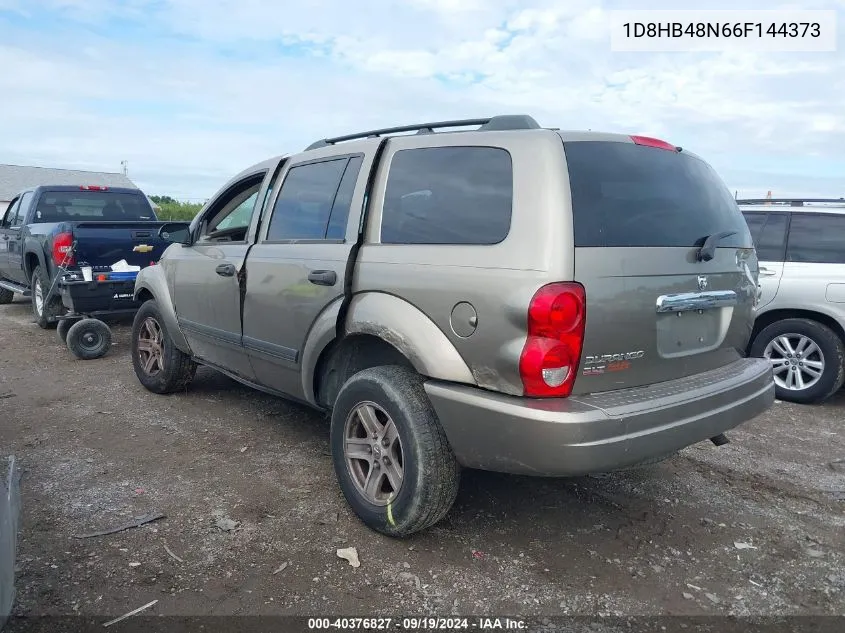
[
  {"left": 66, "top": 318, "right": 112, "bottom": 360},
  {"left": 57, "top": 318, "right": 76, "bottom": 344}
]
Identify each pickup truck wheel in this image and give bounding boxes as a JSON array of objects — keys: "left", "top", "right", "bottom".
[
  {"left": 750, "top": 318, "right": 845, "bottom": 404},
  {"left": 330, "top": 365, "right": 461, "bottom": 538},
  {"left": 66, "top": 318, "right": 112, "bottom": 360},
  {"left": 0, "top": 286, "right": 13, "bottom": 305},
  {"left": 131, "top": 300, "right": 197, "bottom": 394},
  {"left": 31, "top": 265, "right": 62, "bottom": 329}
]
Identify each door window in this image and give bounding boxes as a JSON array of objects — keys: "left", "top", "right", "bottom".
[
  {"left": 755, "top": 213, "right": 789, "bottom": 261},
  {"left": 786, "top": 213, "right": 845, "bottom": 264},
  {"left": 1, "top": 199, "right": 20, "bottom": 228},
  {"left": 199, "top": 174, "right": 265, "bottom": 243},
  {"left": 265, "top": 156, "right": 363, "bottom": 241},
  {"left": 14, "top": 192, "right": 33, "bottom": 226}
]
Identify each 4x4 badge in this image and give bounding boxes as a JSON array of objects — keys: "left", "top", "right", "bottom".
[{"left": 697, "top": 275, "right": 708, "bottom": 291}]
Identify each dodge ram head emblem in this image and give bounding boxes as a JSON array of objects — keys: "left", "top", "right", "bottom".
[
  {"left": 697, "top": 275, "right": 708, "bottom": 291},
  {"left": 133, "top": 244, "right": 154, "bottom": 253}
]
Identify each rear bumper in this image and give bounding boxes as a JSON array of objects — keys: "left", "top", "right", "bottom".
[{"left": 424, "top": 357, "right": 774, "bottom": 477}]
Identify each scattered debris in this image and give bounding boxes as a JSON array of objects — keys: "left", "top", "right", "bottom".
[
  {"left": 682, "top": 592, "right": 694, "bottom": 600},
  {"left": 402, "top": 562, "right": 411, "bottom": 569},
  {"left": 806, "top": 548, "right": 824, "bottom": 558},
  {"left": 0, "top": 393, "right": 15, "bottom": 400},
  {"left": 272, "top": 562, "right": 289, "bottom": 575},
  {"left": 215, "top": 517, "right": 238, "bottom": 532},
  {"left": 398, "top": 572, "right": 422, "bottom": 589},
  {"left": 102, "top": 599, "right": 158, "bottom": 627},
  {"left": 128, "top": 562, "right": 141, "bottom": 567},
  {"left": 163, "top": 544, "right": 183, "bottom": 563},
  {"left": 73, "top": 512, "right": 165, "bottom": 539},
  {"left": 134, "top": 488, "right": 145, "bottom": 495},
  {"left": 686, "top": 583, "right": 702, "bottom": 591},
  {"left": 239, "top": 446, "right": 248, "bottom": 453},
  {"left": 734, "top": 542, "right": 758, "bottom": 550},
  {"left": 471, "top": 550, "right": 484, "bottom": 560},
  {"left": 337, "top": 547, "right": 360, "bottom": 568},
  {"left": 705, "top": 593, "right": 720, "bottom": 604}
]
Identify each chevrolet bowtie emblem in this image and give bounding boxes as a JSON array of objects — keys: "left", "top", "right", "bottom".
[{"left": 133, "top": 244, "right": 154, "bottom": 253}]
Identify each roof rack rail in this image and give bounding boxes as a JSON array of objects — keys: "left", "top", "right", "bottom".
[
  {"left": 304, "top": 114, "right": 541, "bottom": 151},
  {"left": 737, "top": 197, "right": 845, "bottom": 207}
]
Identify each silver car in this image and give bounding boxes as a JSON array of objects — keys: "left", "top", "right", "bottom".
[
  {"left": 739, "top": 198, "right": 845, "bottom": 404},
  {"left": 130, "top": 115, "right": 774, "bottom": 536}
]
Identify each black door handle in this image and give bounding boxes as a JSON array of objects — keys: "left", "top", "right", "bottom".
[
  {"left": 308, "top": 270, "right": 337, "bottom": 286},
  {"left": 215, "top": 263, "right": 236, "bottom": 277}
]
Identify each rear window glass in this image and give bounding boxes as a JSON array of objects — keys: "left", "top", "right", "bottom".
[
  {"left": 33, "top": 191, "right": 154, "bottom": 223},
  {"left": 564, "top": 141, "right": 751, "bottom": 248}
]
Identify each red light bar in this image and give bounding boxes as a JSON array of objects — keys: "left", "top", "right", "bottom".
[
  {"left": 631, "top": 135, "right": 678, "bottom": 152},
  {"left": 80, "top": 185, "right": 108, "bottom": 191}
]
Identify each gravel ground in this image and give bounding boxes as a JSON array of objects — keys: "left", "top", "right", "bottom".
[{"left": 1, "top": 296, "right": 844, "bottom": 627}]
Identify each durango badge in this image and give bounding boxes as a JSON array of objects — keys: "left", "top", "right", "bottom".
[{"left": 133, "top": 244, "right": 154, "bottom": 253}]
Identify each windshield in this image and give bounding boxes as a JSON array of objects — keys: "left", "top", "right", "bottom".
[
  {"left": 33, "top": 191, "right": 155, "bottom": 223},
  {"left": 564, "top": 141, "right": 752, "bottom": 248}
]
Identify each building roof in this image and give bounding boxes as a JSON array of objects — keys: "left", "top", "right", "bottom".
[{"left": 0, "top": 164, "right": 159, "bottom": 208}]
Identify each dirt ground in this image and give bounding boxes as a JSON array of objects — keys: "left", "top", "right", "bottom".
[{"left": 1, "top": 295, "right": 844, "bottom": 625}]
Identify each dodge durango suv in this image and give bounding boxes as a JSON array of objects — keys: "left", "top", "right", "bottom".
[{"left": 130, "top": 115, "right": 775, "bottom": 537}]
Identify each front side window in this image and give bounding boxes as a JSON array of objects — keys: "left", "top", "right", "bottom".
[
  {"left": 380, "top": 146, "right": 513, "bottom": 245},
  {"left": 1, "top": 198, "right": 20, "bottom": 228}
]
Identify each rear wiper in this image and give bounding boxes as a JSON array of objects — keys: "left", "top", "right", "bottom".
[{"left": 697, "top": 230, "right": 737, "bottom": 262}]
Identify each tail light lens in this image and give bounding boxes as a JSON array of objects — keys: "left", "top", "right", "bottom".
[
  {"left": 52, "top": 232, "right": 76, "bottom": 267},
  {"left": 631, "top": 135, "right": 678, "bottom": 152},
  {"left": 519, "top": 282, "right": 586, "bottom": 398}
]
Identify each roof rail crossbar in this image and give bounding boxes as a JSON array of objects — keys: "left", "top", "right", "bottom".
[
  {"left": 304, "top": 114, "right": 541, "bottom": 150},
  {"left": 737, "top": 197, "right": 845, "bottom": 206}
]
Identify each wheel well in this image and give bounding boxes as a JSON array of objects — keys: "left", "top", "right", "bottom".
[
  {"left": 313, "top": 334, "right": 416, "bottom": 409},
  {"left": 24, "top": 253, "right": 40, "bottom": 279},
  {"left": 751, "top": 309, "right": 845, "bottom": 350},
  {"left": 136, "top": 288, "right": 154, "bottom": 303}
]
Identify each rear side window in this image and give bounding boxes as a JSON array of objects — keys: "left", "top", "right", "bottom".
[
  {"left": 787, "top": 213, "right": 845, "bottom": 263},
  {"left": 742, "top": 212, "right": 767, "bottom": 242},
  {"left": 380, "top": 147, "right": 513, "bottom": 245},
  {"left": 266, "top": 157, "right": 361, "bottom": 241},
  {"left": 565, "top": 142, "right": 751, "bottom": 248},
  {"left": 33, "top": 191, "right": 153, "bottom": 222}
]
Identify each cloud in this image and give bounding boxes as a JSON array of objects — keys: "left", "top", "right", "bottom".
[{"left": 0, "top": 0, "right": 843, "bottom": 199}]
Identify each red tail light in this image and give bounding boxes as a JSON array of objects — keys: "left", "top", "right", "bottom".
[
  {"left": 631, "top": 135, "right": 678, "bottom": 152},
  {"left": 80, "top": 185, "right": 108, "bottom": 191},
  {"left": 519, "top": 282, "right": 586, "bottom": 398},
  {"left": 52, "top": 232, "right": 76, "bottom": 267}
]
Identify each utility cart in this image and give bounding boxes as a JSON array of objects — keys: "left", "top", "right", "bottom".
[{"left": 54, "top": 265, "right": 143, "bottom": 360}]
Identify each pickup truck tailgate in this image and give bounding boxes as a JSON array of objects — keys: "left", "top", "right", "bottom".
[{"left": 70, "top": 222, "right": 170, "bottom": 269}]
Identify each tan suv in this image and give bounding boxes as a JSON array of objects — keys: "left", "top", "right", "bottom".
[{"left": 130, "top": 115, "right": 774, "bottom": 537}]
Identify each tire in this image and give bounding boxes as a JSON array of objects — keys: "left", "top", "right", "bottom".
[
  {"left": 330, "top": 365, "right": 461, "bottom": 538},
  {"left": 31, "top": 265, "right": 62, "bottom": 329},
  {"left": 750, "top": 318, "right": 845, "bottom": 404},
  {"left": 66, "top": 318, "right": 112, "bottom": 360},
  {"left": 0, "top": 285, "right": 13, "bottom": 305},
  {"left": 131, "top": 299, "right": 197, "bottom": 394},
  {"left": 57, "top": 318, "right": 76, "bottom": 344}
]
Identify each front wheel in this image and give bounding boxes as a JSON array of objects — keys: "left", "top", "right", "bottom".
[
  {"left": 131, "top": 300, "right": 197, "bottom": 394},
  {"left": 330, "top": 365, "right": 461, "bottom": 538},
  {"left": 750, "top": 318, "right": 845, "bottom": 404}
]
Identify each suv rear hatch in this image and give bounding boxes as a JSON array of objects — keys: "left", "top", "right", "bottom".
[{"left": 561, "top": 135, "right": 757, "bottom": 395}]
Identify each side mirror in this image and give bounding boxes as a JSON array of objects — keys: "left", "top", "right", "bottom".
[{"left": 158, "top": 222, "right": 192, "bottom": 245}]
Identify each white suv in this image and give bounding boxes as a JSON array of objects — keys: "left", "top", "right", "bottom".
[{"left": 739, "top": 198, "right": 845, "bottom": 404}]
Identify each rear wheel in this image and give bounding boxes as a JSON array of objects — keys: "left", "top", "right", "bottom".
[
  {"left": 750, "top": 318, "right": 845, "bottom": 404},
  {"left": 131, "top": 300, "right": 197, "bottom": 394},
  {"left": 66, "top": 318, "right": 112, "bottom": 360},
  {"left": 31, "top": 265, "right": 62, "bottom": 329},
  {"left": 330, "top": 365, "right": 460, "bottom": 537}
]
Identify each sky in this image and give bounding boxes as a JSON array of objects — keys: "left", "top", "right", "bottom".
[{"left": 0, "top": 0, "right": 843, "bottom": 202}]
